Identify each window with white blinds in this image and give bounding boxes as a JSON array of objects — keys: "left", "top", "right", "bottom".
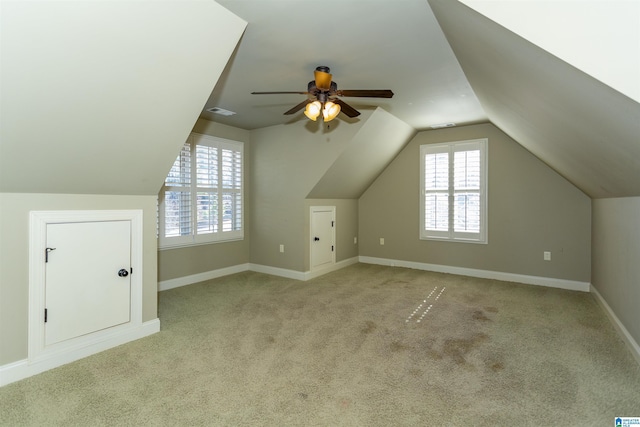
[
  {"left": 159, "top": 133, "right": 243, "bottom": 248},
  {"left": 420, "top": 139, "right": 487, "bottom": 243}
]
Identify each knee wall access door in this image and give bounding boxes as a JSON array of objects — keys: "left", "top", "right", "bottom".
[
  {"left": 29, "top": 210, "right": 144, "bottom": 362},
  {"left": 44, "top": 220, "right": 131, "bottom": 346},
  {"left": 310, "top": 206, "right": 336, "bottom": 271}
]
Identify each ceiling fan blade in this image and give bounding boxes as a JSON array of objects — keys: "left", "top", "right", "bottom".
[
  {"left": 336, "top": 89, "right": 394, "bottom": 98},
  {"left": 252, "top": 91, "right": 309, "bottom": 95},
  {"left": 334, "top": 99, "right": 360, "bottom": 118},
  {"left": 314, "top": 69, "right": 333, "bottom": 91},
  {"left": 284, "top": 99, "right": 312, "bottom": 115}
]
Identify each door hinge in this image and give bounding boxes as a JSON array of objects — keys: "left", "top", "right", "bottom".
[
  {"left": 45, "top": 247, "right": 56, "bottom": 263},
  {"left": 331, "top": 245, "right": 334, "bottom": 252},
  {"left": 44, "top": 308, "right": 48, "bottom": 323},
  {"left": 331, "top": 221, "right": 334, "bottom": 227}
]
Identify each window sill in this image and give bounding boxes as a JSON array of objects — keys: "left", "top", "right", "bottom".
[
  {"left": 158, "top": 235, "right": 244, "bottom": 251},
  {"left": 420, "top": 236, "right": 487, "bottom": 245}
]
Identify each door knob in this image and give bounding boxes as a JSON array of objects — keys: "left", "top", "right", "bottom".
[
  {"left": 118, "top": 269, "right": 129, "bottom": 277},
  {"left": 314, "top": 237, "right": 320, "bottom": 241}
]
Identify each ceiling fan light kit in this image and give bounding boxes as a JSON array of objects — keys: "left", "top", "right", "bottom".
[
  {"left": 323, "top": 101, "right": 341, "bottom": 121},
  {"left": 304, "top": 100, "right": 341, "bottom": 122},
  {"left": 252, "top": 66, "right": 393, "bottom": 122},
  {"left": 304, "top": 101, "right": 322, "bottom": 121}
]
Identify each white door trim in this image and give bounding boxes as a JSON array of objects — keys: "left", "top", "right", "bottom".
[{"left": 28, "top": 210, "right": 144, "bottom": 364}]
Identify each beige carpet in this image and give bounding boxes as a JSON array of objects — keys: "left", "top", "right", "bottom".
[{"left": 2, "top": 263, "right": 639, "bottom": 426}]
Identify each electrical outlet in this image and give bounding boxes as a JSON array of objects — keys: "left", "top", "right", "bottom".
[
  {"left": 354, "top": 237, "right": 358, "bottom": 244},
  {"left": 380, "top": 237, "right": 385, "bottom": 245},
  {"left": 280, "top": 244, "right": 284, "bottom": 253},
  {"left": 544, "top": 251, "right": 551, "bottom": 261}
]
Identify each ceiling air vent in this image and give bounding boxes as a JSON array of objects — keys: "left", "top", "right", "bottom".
[
  {"left": 430, "top": 122, "right": 456, "bottom": 129},
  {"left": 206, "top": 107, "right": 236, "bottom": 116}
]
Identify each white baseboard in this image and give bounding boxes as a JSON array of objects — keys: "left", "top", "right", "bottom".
[
  {"left": 160, "top": 256, "right": 589, "bottom": 291},
  {"left": 159, "top": 263, "right": 250, "bottom": 291},
  {"left": 0, "top": 319, "right": 160, "bottom": 387},
  {"left": 358, "top": 256, "right": 591, "bottom": 292},
  {"left": 159, "top": 258, "right": 360, "bottom": 291},
  {"left": 249, "top": 263, "right": 307, "bottom": 281},
  {"left": 590, "top": 285, "right": 640, "bottom": 366},
  {"left": 302, "top": 257, "right": 359, "bottom": 281},
  {"left": 249, "top": 257, "right": 359, "bottom": 281}
]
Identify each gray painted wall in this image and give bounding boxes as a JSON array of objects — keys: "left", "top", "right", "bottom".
[
  {"left": 249, "top": 115, "right": 365, "bottom": 271},
  {"left": 249, "top": 109, "right": 413, "bottom": 272},
  {"left": 359, "top": 123, "right": 591, "bottom": 282},
  {"left": 592, "top": 197, "right": 640, "bottom": 346}
]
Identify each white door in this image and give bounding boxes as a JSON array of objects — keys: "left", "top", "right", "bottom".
[
  {"left": 45, "top": 220, "right": 131, "bottom": 346},
  {"left": 310, "top": 206, "right": 335, "bottom": 271}
]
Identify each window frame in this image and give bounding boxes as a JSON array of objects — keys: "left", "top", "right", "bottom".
[
  {"left": 420, "top": 138, "right": 488, "bottom": 244},
  {"left": 158, "top": 133, "right": 244, "bottom": 249}
]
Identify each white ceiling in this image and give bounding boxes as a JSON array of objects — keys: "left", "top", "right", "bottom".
[
  {"left": 3, "top": 0, "right": 637, "bottom": 199},
  {"left": 460, "top": 0, "right": 640, "bottom": 103},
  {"left": 201, "top": 0, "right": 640, "bottom": 199},
  {"left": 431, "top": 0, "right": 640, "bottom": 199},
  {"left": 0, "top": 1, "right": 246, "bottom": 195},
  {"left": 201, "top": 0, "right": 487, "bottom": 130}
]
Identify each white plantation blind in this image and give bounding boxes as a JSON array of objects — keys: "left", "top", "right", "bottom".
[
  {"left": 166, "top": 144, "right": 191, "bottom": 186},
  {"left": 196, "top": 145, "right": 218, "bottom": 188},
  {"left": 420, "top": 139, "right": 487, "bottom": 243},
  {"left": 424, "top": 147, "right": 450, "bottom": 235},
  {"left": 159, "top": 133, "right": 243, "bottom": 248}
]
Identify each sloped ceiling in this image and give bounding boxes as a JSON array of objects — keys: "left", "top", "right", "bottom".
[
  {"left": 3, "top": 0, "right": 637, "bottom": 201},
  {"left": 0, "top": 1, "right": 246, "bottom": 195},
  {"left": 429, "top": 0, "right": 640, "bottom": 199},
  {"left": 460, "top": 0, "right": 640, "bottom": 104},
  {"left": 307, "top": 108, "right": 415, "bottom": 199}
]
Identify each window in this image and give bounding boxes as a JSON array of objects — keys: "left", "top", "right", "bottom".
[
  {"left": 159, "top": 133, "right": 243, "bottom": 248},
  {"left": 420, "top": 138, "right": 487, "bottom": 243}
]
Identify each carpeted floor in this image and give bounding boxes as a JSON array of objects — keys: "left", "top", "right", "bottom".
[{"left": 1, "top": 263, "right": 639, "bottom": 426}]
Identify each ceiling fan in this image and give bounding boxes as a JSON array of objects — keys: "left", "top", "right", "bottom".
[{"left": 251, "top": 66, "right": 394, "bottom": 122}]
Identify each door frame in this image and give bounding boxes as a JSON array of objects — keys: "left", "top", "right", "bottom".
[
  {"left": 28, "top": 210, "right": 143, "bottom": 363},
  {"left": 309, "top": 205, "right": 336, "bottom": 271}
]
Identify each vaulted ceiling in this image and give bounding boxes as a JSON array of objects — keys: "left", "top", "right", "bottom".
[
  {"left": 0, "top": 1, "right": 246, "bottom": 195},
  {"left": 1, "top": 0, "right": 638, "bottom": 200},
  {"left": 204, "top": 0, "right": 640, "bottom": 199},
  {"left": 430, "top": 0, "right": 640, "bottom": 198},
  {"left": 203, "top": 0, "right": 488, "bottom": 131}
]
